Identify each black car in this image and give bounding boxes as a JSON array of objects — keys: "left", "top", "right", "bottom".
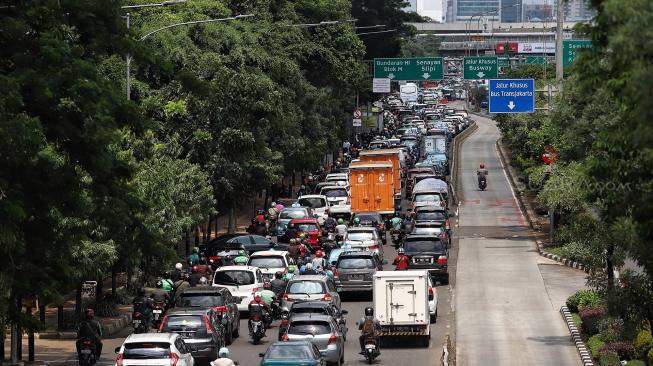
[
  {"left": 225, "top": 235, "right": 276, "bottom": 254},
  {"left": 199, "top": 232, "right": 247, "bottom": 256},
  {"left": 403, "top": 234, "right": 449, "bottom": 285},
  {"left": 174, "top": 287, "right": 240, "bottom": 345},
  {"left": 350, "top": 212, "right": 386, "bottom": 242},
  {"left": 278, "top": 301, "right": 349, "bottom": 341},
  {"left": 414, "top": 205, "right": 452, "bottom": 236},
  {"left": 159, "top": 308, "right": 225, "bottom": 362}
]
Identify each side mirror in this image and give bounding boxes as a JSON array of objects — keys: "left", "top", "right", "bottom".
[
  {"left": 320, "top": 351, "right": 328, "bottom": 357},
  {"left": 258, "top": 353, "right": 265, "bottom": 358},
  {"left": 341, "top": 310, "right": 349, "bottom": 315},
  {"left": 114, "top": 347, "right": 121, "bottom": 354}
]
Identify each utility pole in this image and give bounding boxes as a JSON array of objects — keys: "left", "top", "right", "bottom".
[
  {"left": 555, "top": 0, "right": 564, "bottom": 84},
  {"left": 125, "top": 12, "right": 131, "bottom": 100}
]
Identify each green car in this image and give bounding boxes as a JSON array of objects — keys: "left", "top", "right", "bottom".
[{"left": 259, "top": 341, "right": 326, "bottom": 366}]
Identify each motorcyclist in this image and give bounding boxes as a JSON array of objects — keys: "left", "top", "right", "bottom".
[
  {"left": 477, "top": 163, "right": 488, "bottom": 186},
  {"left": 335, "top": 218, "right": 348, "bottom": 239},
  {"left": 151, "top": 280, "right": 170, "bottom": 307},
  {"left": 323, "top": 216, "right": 337, "bottom": 232},
  {"left": 233, "top": 250, "right": 249, "bottom": 265},
  {"left": 255, "top": 209, "right": 266, "bottom": 224},
  {"left": 210, "top": 347, "right": 235, "bottom": 366},
  {"left": 302, "top": 262, "right": 316, "bottom": 275},
  {"left": 171, "top": 262, "right": 184, "bottom": 282},
  {"left": 390, "top": 213, "right": 402, "bottom": 231},
  {"left": 161, "top": 273, "right": 175, "bottom": 294},
  {"left": 188, "top": 266, "right": 202, "bottom": 287},
  {"left": 283, "top": 266, "right": 296, "bottom": 281},
  {"left": 268, "top": 202, "right": 279, "bottom": 220},
  {"left": 357, "top": 307, "right": 381, "bottom": 355},
  {"left": 351, "top": 217, "right": 361, "bottom": 227},
  {"left": 260, "top": 281, "right": 277, "bottom": 307},
  {"left": 392, "top": 248, "right": 409, "bottom": 270},
  {"left": 296, "top": 185, "right": 307, "bottom": 197},
  {"left": 195, "top": 258, "right": 213, "bottom": 281},
  {"left": 311, "top": 250, "right": 328, "bottom": 270},
  {"left": 248, "top": 293, "right": 271, "bottom": 333},
  {"left": 76, "top": 308, "right": 103, "bottom": 360},
  {"left": 287, "top": 238, "right": 300, "bottom": 259},
  {"left": 270, "top": 271, "right": 287, "bottom": 297},
  {"left": 132, "top": 287, "right": 153, "bottom": 327},
  {"left": 187, "top": 247, "right": 200, "bottom": 270}
]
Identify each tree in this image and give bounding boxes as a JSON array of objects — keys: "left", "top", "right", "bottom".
[{"left": 401, "top": 34, "right": 441, "bottom": 57}]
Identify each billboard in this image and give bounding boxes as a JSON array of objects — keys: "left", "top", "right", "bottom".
[{"left": 517, "top": 42, "right": 555, "bottom": 54}]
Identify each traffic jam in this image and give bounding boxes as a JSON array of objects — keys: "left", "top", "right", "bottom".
[{"left": 113, "top": 82, "right": 473, "bottom": 366}]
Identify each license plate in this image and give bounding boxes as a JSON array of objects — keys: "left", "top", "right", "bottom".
[
  {"left": 133, "top": 320, "right": 141, "bottom": 324},
  {"left": 416, "top": 258, "right": 432, "bottom": 263},
  {"left": 153, "top": 309, "right": 162, "bottom": 314},
  {"left": 365, "top": 344, "right": 376, "bottom": 350},
  {"left": 81, "top": 350, "right": 92, "bottom": 354},
  {"left": 349, "top": 274, "right": 363, "bottom": 280}
]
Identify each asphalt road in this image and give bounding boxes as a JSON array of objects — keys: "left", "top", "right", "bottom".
[{"left": 454, "top": 112, "right": 586, "bottom": 366}]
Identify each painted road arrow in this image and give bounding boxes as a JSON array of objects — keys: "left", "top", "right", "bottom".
[{"left": 508, "top": 101, "right": 516, "bottom": 110}]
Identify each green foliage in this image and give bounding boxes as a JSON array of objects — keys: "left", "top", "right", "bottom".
[
  {"left": 538, "top": 162, "right": 588, "bottom": 212},
  {"left": 599, "top": 317, "right": 626, "bottom": 343},
  {"left": 597, "top": 350, "right": 620, "bottom": 366},
  {"left": 625, "top": 360, "right": 646, "bottom": 366},
  {"left": 401, "top": 34, "right": 441, "bottom": 57},
  {"left": 588, "top": 334, "right": 605, "bottom": 358},
  {"left": 648, "top": 348, "right": 653, "bottom": 365},
  {"left": 567, "top": 289, "right": 602, "bottom": 313},
  {"left": 600, "top": 342, "right": 637, "bottom": 361},
  {"left": 633, "top": 327, "right": 652, "bottom": 358}
]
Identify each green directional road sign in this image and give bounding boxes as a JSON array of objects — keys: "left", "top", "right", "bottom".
[
  {"left": 373, "top": 57, "right": 444, "bottom": 81},
  {"left": 563, "top": 40, "right": 592, "bottom": 67},
  {"left": 463, "top": 56, "right": 498, "bottom": 79},
  {"left": 524, "top": 56, "right": 548, "bottom": 65},
  {"left": 498, "top": 56, "right": 510, "bottom": 69}
]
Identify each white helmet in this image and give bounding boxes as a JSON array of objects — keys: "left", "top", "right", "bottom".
[
  {"left": 218, "top": 347, "right": 230, "bottom": 358},
  {"left": 199, "top": 277, "right": 208, "bottom": 285},
  {"left": 305, "top": 263, "right": 313, "bottom": 270},
  {"left": 271, "top": 202, "right": 276, "bottom": 207},
  {"left": 175, "top": 263, "right": 183, "bottom": 270},
  {"left": 398, "top": 248, "right": 405, "bottom": 254}
]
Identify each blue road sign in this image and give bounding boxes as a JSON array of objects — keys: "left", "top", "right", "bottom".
[{"left": 488, "top": 79, "right": 535, "bottom": 113}]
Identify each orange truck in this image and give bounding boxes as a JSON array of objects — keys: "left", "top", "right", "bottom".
[
  {"left": 358, "top": 149, "right": 404, "bottom": 194},
  {"left": 348, "top": 161, "right": 395, "bottom": 214}
]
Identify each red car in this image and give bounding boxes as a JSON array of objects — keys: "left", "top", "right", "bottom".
[{"left": 289, "top": 218, "right": 322, "bottom": 250}]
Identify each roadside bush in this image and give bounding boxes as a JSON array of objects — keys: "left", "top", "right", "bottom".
[
  {"left": 648, "top": 348, "right": 653, "bottom": 366},
  {"left": 599, "top": 317, "right": 625, "bottom": 343},
  {"left": 588, "top": 334, "right": 605, "bottom": 359},
  {"left": 598, "top": 350, "right": 620, "bottom": 366},
  {"left": 559, "top": 241, "right": 598, "bottom": 268},
  {"left": 625, "top": 360, "right": 646, "bottom": 366},
  {"left": 83, "top": 295, "right": 120, "bottom": 317},
  {"left": 567, "top": 289, "right": 601, "bottom": 313},
  {"left": 580, "top": 306, "right": 606, "bottom": 335},
  {"left": 633, "top": 328, "right": 652, "bottom": 357},
  {"left": 600, "top": 342, "right": 637, "bottom": 360}
]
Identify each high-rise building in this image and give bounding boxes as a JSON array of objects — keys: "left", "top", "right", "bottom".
[
  {"left": 523, "top": 3, "right": 553, "bottom": 22},
  {"left": 500, "top": 0, "right": 522, "bottom": 22},
  {"left": 455, "top": 0, "right": 499, "bottom": 21},
  {"left": 404, "top": 0, "right": 447, "bottom": 23},
  {"left": 562, "top": 0, "right": 595, "bottom": 21}
]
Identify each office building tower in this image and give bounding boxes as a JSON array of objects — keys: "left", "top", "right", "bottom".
[{"left": 500, "top": 0, "right": 522, "bottom": 22}]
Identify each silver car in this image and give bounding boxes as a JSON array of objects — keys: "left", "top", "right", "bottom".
[
  {"left": 282, "top": 314, "right": 345, "bottom": 366},
  {"left": 343, "top": 227, "right": 384, "bottom": 260},
  {"left": 333, "top": 252, "right": 383, "bottom": 293},
  {"left": 281, "top": 275, "right": 341, "bottom": 313}
]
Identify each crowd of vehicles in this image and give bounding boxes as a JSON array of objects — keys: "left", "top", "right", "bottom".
[{"left": 81, "top": 84, "right": 473, "bottom": 366}]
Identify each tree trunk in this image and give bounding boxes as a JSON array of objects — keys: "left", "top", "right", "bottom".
[
  {"left": 606, "top": 243, "right": 616, "bottom": 313},
  {"left": 185, "top": 230, "right": 190, "bottom": 256},
  {"left": 0, "top": 318, "right": 5, "bottom": 360},
  {"left": 57, "top": 305, "right": 64, "bottom": 331},
  {"left": 127, "top": 264, "right": 133, "bottom": 292},
  {"left": 263, "top": 189, "right": 269, "bottom": 211},
  {"left": 202, "top": 220, "right": 208, "bottom": 242},
  {"left": 95, "top": 276, "right": 103, "bottom": 304},
  {"left": 75, "top": 284, "right": 82, "bottom": 316},
  {"left": 27, "top": 306, "right": 34, "bottom": 361},
  {"left": 206, "top": 216, "right": 213, "bottom": 242},
  {"left": 111, "top": 266, "right": 117, "bottom": 296},
  {"left": 228, "top": 205, "right": 236, "bottom": 234},
  {"left": 39, "top": 301, "right": 46, "bottom": 327},
  {"left": 194, "top": 226, "right": 200, "bottom": 246}
]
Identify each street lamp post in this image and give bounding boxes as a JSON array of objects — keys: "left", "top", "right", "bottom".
[{"left": 122, "top": 0, "right": 187, "bottom": 100}]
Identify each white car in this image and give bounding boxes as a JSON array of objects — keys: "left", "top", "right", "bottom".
[
  {"left": 320, "top": 186, "right": 349, "bottom": 207},
  {"left": 343, "top": 227, "right": 384, "bottom": 260},
  {"left": 297, "top": 194, "right": 330, "bottom": 222},
  {"left": 428, "top": 275, "right": 439, "bottom": 323},
  {"left": 212, "top": 266, "right": 264, "bottom": 312},
  {"left": 247, "top": 250, "right": 295, "bottom": 280},
  {"left": 114, "top": 333, "right": 194, "bottom": 366}
]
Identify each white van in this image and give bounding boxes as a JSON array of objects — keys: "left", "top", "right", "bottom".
[
  {"left": 400, "top": 83, "right": 418, "bottom": 103},
  {"left": 373, "top": 271, "right": 430, "bottom": 346}
]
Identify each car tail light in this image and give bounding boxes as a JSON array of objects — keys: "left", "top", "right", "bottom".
[
  {"left": 437, "top": 256, "right": 448, "bottom": 265},
  {"left": 134, "top": 312, "right": 142, "bottom": 320},
  {"left": 282, "top": 334, "right": 289, "bottom": 341},
  {"left": 82, "top": 340, "right": 93, "bottom": 345},
  {"left": 328, "top": 333, "right": 337, "bottom": 345},
  {"left": 214, "top": 306, "right": 227, "bottom": 313},
  {"left": 283, "top": 292, "right": 291, "bottom": 301},
  {"left": 368, "top": 245, "right": 379, "bottom": 250},
  {"left": 333, "top": 268, "right": 339, "bottom": 278},
  {"left": 116, "top": 353, "right": 123, "bottom": 366},
  {"left": 445, "top": 219, "right": 450, "bottom": 230},
  {"left": 203, "top": 315, "right": 213, "bottom": 334},
  {"left": 170, "top": 352, "right": 180, "bottom": 366},
  {"left": 281, "top": 319, "right": 289, "bottom": 327},
  {"left": 322, "top": 293, "right": 332, "bottom": 301},
  {"left": 428, "top": 287, "right": 434, "bottom": 301},
  {"left": 252, "top": 287, "right": 258, "bottom": 293},
  {"left": 158, "top": 315, "right": 168, "bottom": 332}
]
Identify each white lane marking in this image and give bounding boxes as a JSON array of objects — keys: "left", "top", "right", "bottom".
[{"left": 494, "top": 140, "right": 526, "bottom": 223}]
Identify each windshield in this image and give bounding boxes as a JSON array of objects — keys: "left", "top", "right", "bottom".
[
  {"left": 162, "top": 315, "right": 203, "bottom": 331},
  {"left": 296, "top": 223, "right": 318, "bottom": 232},
  {"left": 337, "top": 257, "right": 375, "bottom": 269},
  {"left": 214, "top": 270, "right": 255, "bottom": 286},
  {"left": 415, "top": 211, "right": 446, "bottom": 221},
  {"left": 298, "top": 197, "right": 326, "bottom": 208},
  {"left": 176, "top": 293, "right": 225, "bottom": 307},
  {"left": 265, "top": 345, "right": 314, "bottom": 360},
  {"left": 323, "top": 189, "right": 347, "bottom": 198},
  {"left": 346, "top": 232, "right": 374, "bottom": 242},
  {"left": 415, "top": 194, "right": 442, "bottom": 202},
  {"left": 293, "top": 307, "right": 328, "bottom": 316},
  {"left": 355, "top": 214, "right": 380, "bottom": 223},
  {"left": 288, "top": 321, "right": 331, "bottom": 335},
  {"left": 404, "top": 240, "right": 445, "bottom": 253},
  {"left": 288, "top": 281, "right": 326, "bottom": 294},
  {"left": 123, "top": 342, "right": 171, "bottom": 359},
  {"left": 280, "top": 209, "right": 307, "bottom": 219},
  {"left": 413, "top": 227, "right": 443, "bottom": 235},
  {"left": 248, "top": 256, "right": 284, "bottom": 268}
]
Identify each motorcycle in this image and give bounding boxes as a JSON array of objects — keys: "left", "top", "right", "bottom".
[
  {"left": 131, "top": 311, "right": 149, "bottom": 334},
  {"left": 152, "top": 303, "right": 164, "bottom": 329},
  {"left": 390, "top": 229, "right": 401, "bottom": 247},
  {"left": 78, "top": 338, "right": 97, "bottom": 366},
  {"left": 479, "top": 177, "right": 487, "bottom": 191},
  {"left": 249, "top": 311, "right": 266, "bottom": 345},
  {"left": 363, "top": 335, "right": 380, "bottom": 364}
]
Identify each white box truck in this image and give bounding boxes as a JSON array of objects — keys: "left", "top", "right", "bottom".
[{"left": 372, "top": 271, "right": 430, "bottom": 346}]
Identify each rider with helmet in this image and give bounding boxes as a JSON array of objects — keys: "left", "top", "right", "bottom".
[
  {"left": 248, "top": 292, "right": 271, "bottom": 331},
  {"left": 357, "top": 307, "right": 381, "bottom": 355},
  {"left": 233, "top": 250, "right": 249, "bottom": 265},
  {"left": 132, "top": 287, "right": 153, "bottom": 327},
  {"left": 210, "top": 347, "right": 235, "bottom": 366},
  {"left": 270, "top": 272, "right": 287, "bottom": 297},
  {"left": 390, "top": 212, "right": 402, "bottom": 231},
  {"left": 311, "top": 250, "right": 328, "bottom": 270},
  {"left": 352, "top": 217, "right": 361, "bottom": 227},
  {"left": 76, "top": 308, "right": 103, "bottom": 359},
  {"left": 335, "top": 218, "right": 348, "bottom": 239},
  {"left": 477, "top": 163, "right": 488, "bottom": 186},
  {"left": 171, "top": 262, "right": 184, "bottom": 282},
  {"left": 392, "top": 248, "right": 409, "bottom": 270},
  {"left": 260, "top": 281, "right": 277, "bottom": 306},
  {"left": 151, "top": 280, "right": 170, "bottom": 306}
]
